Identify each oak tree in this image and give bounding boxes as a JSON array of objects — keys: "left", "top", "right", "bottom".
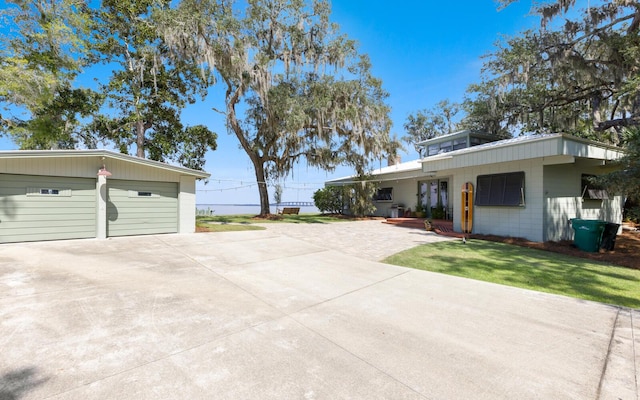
[
  {"left": 89, "top": 0, "right": 217, "bottom": 169},
  {"left": 161, "top": 0, "right": 394, "bottom": 215},
  {"left": 0, "top": 0, "right": 99, "bottom": 149},
  {"left": 467, "top": 0, "right": 640, "bottom": 141},
  {"left": 403, "top": 99, "right": 461, "bottom": 157}
]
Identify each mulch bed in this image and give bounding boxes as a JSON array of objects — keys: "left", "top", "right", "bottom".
[{"left": 471, "top": 228, "right": 640, "bottom": 270}]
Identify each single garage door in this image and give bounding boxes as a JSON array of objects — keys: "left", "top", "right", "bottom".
[
  {"left": 107, "top": 180, "right": 178, "bottom": 237},
  {"left": 0, "top": 174, "right": 97, "bottom": 244}
]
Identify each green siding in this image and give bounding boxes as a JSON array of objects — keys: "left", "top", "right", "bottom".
[
  {"left": 0, "top": 174, "right": 96, "bottom": 243},
  {"left": 107, "top": 180, "right": 178, "bottom": 237}
]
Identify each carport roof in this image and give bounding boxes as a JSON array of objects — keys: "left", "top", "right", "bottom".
[{"left": 0, "top": 149, "right": 211, "bottom": 178}]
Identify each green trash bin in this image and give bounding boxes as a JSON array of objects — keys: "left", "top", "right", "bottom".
[{"left": 571, "top": 219, "right": 606, "bottom": 252}]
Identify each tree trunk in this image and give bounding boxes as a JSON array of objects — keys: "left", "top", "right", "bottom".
[
  {"left": 226, "top": 84, "right": 271, "bottom": 215},
  {"left": 136, "top": 119, "right": 145, "bottom": 158},
  {"left": 253, "top": 160, "right": 271, "bottom": 216},
  {"left": 592, "top": 94, "right": 602, "bottom": 131}
]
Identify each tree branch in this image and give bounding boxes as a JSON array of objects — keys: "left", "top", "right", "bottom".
[{"left": 596, "top": 116, "right": 640, "bottom": 131}]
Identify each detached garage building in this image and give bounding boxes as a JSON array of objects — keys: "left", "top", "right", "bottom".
[{"left": 0, "top": 150, "right": 210, "bottom": 244}]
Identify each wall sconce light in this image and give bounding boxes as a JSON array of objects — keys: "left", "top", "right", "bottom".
[{"left": 97, "top": 164, "right": 112, "bottom": 177}]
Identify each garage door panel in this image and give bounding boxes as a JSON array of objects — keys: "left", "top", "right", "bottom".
[
  {"left": 3, "top": 207, "right": 95, "bottom": 217},
  {"left": 1, "top": 210, "right": 95, "bottom": 223},
  {"left": 0, "top": 174, "right": 97, "bottom": 244},
  {"left": 107, "top": 180, "right": 178, "bottom": 237},
  {"left": 2, "top": 230, "right": 95, "bottom": 243},
  {"left": 5, "top": 222, "right": 97, "bottom": 235}
]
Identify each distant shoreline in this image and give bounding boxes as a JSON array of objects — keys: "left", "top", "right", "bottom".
[
  {"left": 197, "top": 203, "right": 314, "bottom": 206},
  {"left": 196, "top": 203, "right": 320, "bottom": 215}
]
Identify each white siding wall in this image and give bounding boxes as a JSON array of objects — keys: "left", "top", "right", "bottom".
[
  {"left": 544, "top": 162, "right": 624, "bottom": 241},
  {"left": 0, "top": 157, "right": 184, "bottom": 182},
  {"left": 543, "top": 164, "right": 578, "bottom": 241},
  {"left": 179, "top": 175, "right": 197, "bottom": 233},
  {"left": 423, "top": 136, "right": 623, "bottom": 174},
  {"left": 449, "top": 160, "right": 544, "bottom": 242},
  {"left": 372, "top": 179, "right": 419, "bottom": 217},
  {"left": 423, "top": 136, "right": 563, "bottom": 172}
]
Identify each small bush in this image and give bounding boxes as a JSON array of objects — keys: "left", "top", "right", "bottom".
[{"left": 313, "top": 186, "right": 344, "bottom": 214}]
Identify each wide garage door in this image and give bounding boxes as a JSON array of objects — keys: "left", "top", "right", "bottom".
[
  {"left": 0, "top": 174, "right": 97, "bottom": 244},
  {"left": 107, "top": 180, "right": 178, "bottom": 237}
]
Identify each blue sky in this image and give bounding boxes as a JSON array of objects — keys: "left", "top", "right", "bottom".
[{"left": 1, "top": 0, "right": 543, "bottom": 205}]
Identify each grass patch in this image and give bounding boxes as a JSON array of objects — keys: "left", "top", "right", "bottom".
[
  {"left": 383, "top": 239, "right": 640, "bottom": 309},
  {"left": 197, "top": 213, "right": 348, "bottom": 224},
  {"left": 196, "top": 221, "right": 266, "bottom": 232}
]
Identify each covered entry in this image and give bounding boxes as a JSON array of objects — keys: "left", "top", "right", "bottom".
[
  {"left": 0, "top": 174, "right": 96, "bottom": 244},
  {"left": 107, "top": 180, "right": 179, "bottom": 237},
  {"left": 418, "top": 179, "right": 450, "bottom": 219}
]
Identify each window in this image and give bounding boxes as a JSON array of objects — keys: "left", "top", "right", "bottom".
[
  {"left": 581, "top": 174, "right": 609, "bottom": 200},
  {"left": 27, "top": 187, "right": 71, "bottom": 197},
  {"left": 439, "top": 141, "right": 452, "bottom": 153},
  {"left": 374, "top": 187, "right": 393, "bottom": 202},
  {"left": 453, "top": 138, "right": 467, "bottom": 150},
  {"left": 128, "top": 190, "right": 158, "bottom": 198},
  {"left": 476, "top": 172, "right": 525, "bottom": 206},
  {"left": 427, "top": 144, "right": 439, "bottom": 156}
]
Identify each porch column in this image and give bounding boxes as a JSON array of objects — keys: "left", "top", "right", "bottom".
[{"left": 96, "top": 165, "right": 112, "bottom": 239}]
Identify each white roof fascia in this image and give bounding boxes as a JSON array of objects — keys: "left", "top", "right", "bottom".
[
  {"left": 325, "top": 160, "right": 422, "bottom": 185},
  {"left": 325, "top": 134, "right": 624, "bottom": 186},
  {"left": 0, "top": 149, "right": 211, "bottom": 179},
  {"left": 420, "top": 133, "right": 624, "bottom": 171},
  {"left": 414, "top": 129, "right": 472, "bottom": 146}
]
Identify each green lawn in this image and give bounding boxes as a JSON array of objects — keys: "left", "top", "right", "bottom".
[
  {"left": 383, "top": 239, "right": 640, "bottom": 309},
  {"left": 197, "top": 213, "right": 347, "bottom": 224},
  {"left": 196, "top": 222, "right": 266, "bottom": 232},
  {"left": 196, "top": 213, "right": 347, "bottom": 232}
]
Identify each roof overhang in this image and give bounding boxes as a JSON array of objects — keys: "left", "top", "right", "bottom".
[
  {"left": 324, "top": 134, "right": 625, "bottom": 185},
  {"left": 325, "top": 160, "right": 423, "bottom": 186},
  {"left": 420, "top": 133, "right": 624, "bottom": 173},
  {"left": 0, "top": 149, "right": 211, "bottom": 179}
]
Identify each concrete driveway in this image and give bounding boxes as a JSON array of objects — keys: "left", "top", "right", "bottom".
[{"left": 0, "top": 221, "right": 637, "bottom": 399}]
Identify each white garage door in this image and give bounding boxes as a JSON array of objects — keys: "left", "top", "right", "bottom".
[
  {"left": 107, "top": 180, "right": 178, "bottom": 237},
  {"left": 0, "top": 174, "right": 97, "bottom": 244}
]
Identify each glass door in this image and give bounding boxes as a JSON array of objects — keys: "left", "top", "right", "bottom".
[{"left": 419, "top": 179, "right": 449, "bottom": 219}]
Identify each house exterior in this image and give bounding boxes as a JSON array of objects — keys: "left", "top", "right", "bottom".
[
  {"left": 0, "top": 149, "right": 210, "bottom": 244},
  {"left": 326, "top": 132, "right": 625, "bottom": 242}
]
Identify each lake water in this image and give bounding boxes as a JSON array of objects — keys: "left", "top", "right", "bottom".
[{"left": 196, "top": 204, "right": 320, "bottom": 216}]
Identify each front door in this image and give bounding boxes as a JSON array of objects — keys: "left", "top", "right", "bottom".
[{"left": 419, "top": 179, "right": 449, "bottom": 218}]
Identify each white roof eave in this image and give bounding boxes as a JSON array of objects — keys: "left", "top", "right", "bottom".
[
  {"left": 0, "top": 149, "right": 211, "bottom": 179},
  {"left": 419, "top": 133, "right": 624, "bottom": 166},
  {"left": 325, "top": 160, "right": 423, "bottom": 184}
]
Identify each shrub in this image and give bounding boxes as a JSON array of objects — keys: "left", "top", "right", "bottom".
[{"left": 313, "top": 186, "right": 344, "bottom": 214}]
